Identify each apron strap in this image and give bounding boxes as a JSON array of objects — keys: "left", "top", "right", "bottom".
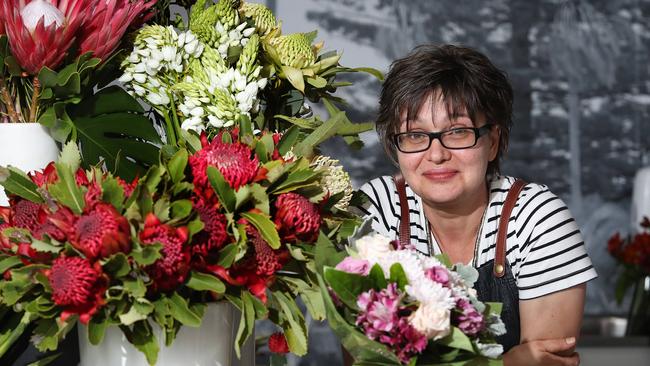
[
  {"left": 394, "top": 173, "right": 411, "bottom": 248},
  {"left": 494, "top": 179, "right": 527, "bottom": 278}
]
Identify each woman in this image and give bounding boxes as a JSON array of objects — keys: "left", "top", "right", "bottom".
[{"left": 356, "top": 45, "right": 597, "bottom": 366}]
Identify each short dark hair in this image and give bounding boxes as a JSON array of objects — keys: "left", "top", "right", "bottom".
[{"left": 376, "top": 44, "right": 513, "bottom": 176}]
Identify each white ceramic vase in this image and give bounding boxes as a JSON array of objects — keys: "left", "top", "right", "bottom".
[
  {"left": 78, "top": 301, "right": 255, "bottom": 366},
  {"left": 0, "top": 123, "right": 59, "bottom": 205},
  {"left": 631, "top": 166, "right": 650, "bottom": 232}
]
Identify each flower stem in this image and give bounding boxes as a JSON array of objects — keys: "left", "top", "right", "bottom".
[
  {"left": 28, "top": 76, "right": 40, "bottom": 123},
  {"left": 169, "top": 93, "right": 182, "bottom": 145},
  {"left": 0, "top": 76, "right": 20, "bottom": 122},
  {"left": 162, "top": 110, "right": 177, "bottom": 146}
]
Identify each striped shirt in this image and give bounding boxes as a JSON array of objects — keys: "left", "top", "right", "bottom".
[{"left": 357, "top": 175, "right": 598, "bottom": 300}]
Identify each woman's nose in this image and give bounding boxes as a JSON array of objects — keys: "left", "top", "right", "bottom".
[{"left": 426, "top": 137, "right": 451, "bottom": 163}]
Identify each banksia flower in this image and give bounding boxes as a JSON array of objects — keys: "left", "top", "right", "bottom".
[
  {"left": 140, "top": 214, "right": 191, "bottom": 293},
  {"left": 239, "top": 2, "right": 277, "bottom": 36},
  {"left": 269, "top": 33, "right": 316, "bottom": 68},
  {"left": 1, "top": 0, "right": 92, "bottom": 74},
  {"left": 47, "top": 256, "right": 107, "bottom": 324},
  {"left": 189, "top": 137, "right": 259, "bottom": 191},
  {"left": 311, "top": 156, "right": 353, "bottom": 210},
  {"left": 274, "top": 192, "right": 321, "bottom": 243}
]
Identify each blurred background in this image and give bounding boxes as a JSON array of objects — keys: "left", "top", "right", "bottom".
[{"left": 256, "top": 0, "right": 650, "bottom": 365}]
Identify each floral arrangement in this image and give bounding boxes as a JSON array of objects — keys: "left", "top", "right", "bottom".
[
  {"left": 607, "top": 216, "right": 650, "bottom": 302},
  {"left": 0, "top": 0, "right": 379, "bottom": 364},
  {"left": 318, "top": 232, "right": 505, "bottom": 365},
  {"left": 0, "top": 123, "right": 360, "bottom": 364},
  {"left": 0, "top": 0, "right": 156, "bottom": 123}
]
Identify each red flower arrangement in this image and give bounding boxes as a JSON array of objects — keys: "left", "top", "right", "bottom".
[
  {"left": 0, "top": 127, "right": 361, "bottom": 363},
  {"left": 608, "top": 216, "right": 650, "bottom": 302}
]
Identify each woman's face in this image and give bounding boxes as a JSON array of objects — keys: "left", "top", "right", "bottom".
[{"left": 396, "top": 93, "right": 500, "bottom": 210}]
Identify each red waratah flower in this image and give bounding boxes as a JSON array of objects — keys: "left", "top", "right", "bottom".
[
  {"left": 1, "top": 0, "right": 93, "bottom": 75},
  {"left": 191, "top": 197, "right": 228, "bottom": 265},
  {"left": 247, "top": 223, "right": 286, "bottom": 276},
  {"left": 189, "top": 136, "right": 260, "bottom": 191},
  {"left": 274, "top": 192, "right": 321, "bottom": 243},
  {"left": 77, "top": 0, "right": 156, "bottom": 61},
  {"left": 268, "top": 332, "right": 290, "bottom": 354},
  {"left": 47, "top": 256, "right": 107, "bottom": 324},
  {"left": 140, "top": 213, "right": 190, "bottom": 293},
  {"left": 608, "top": 232, "right": 624, "bottom": 257},
  {"left": 72, "top": 203, "right": 131, "bottom": 259}
]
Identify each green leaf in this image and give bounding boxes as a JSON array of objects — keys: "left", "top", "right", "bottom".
[
  {"left": 240, "top": 211, "right": 281, "bottom": 250},
  {"left": 0, "top": 256, "right": 22, "bottom": 274},
  {"left": 102, "top": 253, "right": 131, "bottom": 277},
  {"left": 206, "top": 166, "right": 236, "bottom": 213},
  {"left": 369, "top": 263, "right": 388, "bottom": 290},
  {"left": 294, "top": 100, "right": 346, "bottom": 156},
  {"left": 270, "top": 354, "right": 288, "bottom": 366},
  {"left": 170, "top": 199, "right": 192, "bottom": 220},
  {"left": 186, "top": 271, "right": 226, "bottom": 294},
  {"left": 314, "top": 232, "right": 346, "bottom": 275},
  {"left": 70, "top": 86, "right": 162, "bottom": 181},
  {"left": 131, "top": 243, "right": 162, "bottom": 266},
  {"left": 26, "top": 353, "right": 61, "bottom": 366},
  {"left": 323, "top": 267, "right": 372, "bottom": 310},
  {"left": 167, "top": 149, "right": 188, "bottom": 183},
  {"left": 168, "top": 292, "right": 201, "bottom": 327},
  {"left": 234, "top": 290, "right": 256, "bottom": 358},
  {"left": 438, "top": 326, "right": 476, "bottom": 353},
  {"left": 58, "top": 141, "right": 81, "bottom": 172},
  {"left": 120, "top": 321, "right": 159, "bottom": 365},
  {"left": 48, "top": 163, "right": 85, "bottom": 214},
  {"left": 120, "top": 304, "right": 149, "bottom": 326},
  {"left": 351, "top": 67, "right": 385, "bottom": 81},
  {"left": 271, "top": 168, "right": 321, "bottom": 194},
  {"left": 216, "top": 243, "right": 238, "bottom": 268},
  {"left": 273, "top": 291, "right": 307, "bottom": 356},
  {"left": 485, "top": 302, "right": 503, "bottom": 316},
  {"left": 306, "top": 76, "right": 327, "bottom": 88},
  {"left": 281, "top": 65, "right": 305, "bottom": 92},
  {"left": 277, "top": 125, "right": 300, "bottom": 156},
  {"left": 101, "top": 175, "right": 125, "bottom": 211},
  {"left": 389, "top": 263, "right": 408, "bottom": 291},
  {"left": 29, "top": 239, "right": 62, "bottom": 254},
  {"left": 124, "top": 279, "right": 147, "bottom": 298},
  {"left": 0, "top": 166, "right": 44, "bottom": 203},
  {"left": 87, "top": 316, "right": 108, "bottom": 345}
]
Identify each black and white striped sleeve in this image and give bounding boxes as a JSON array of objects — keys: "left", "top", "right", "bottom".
[
  {"left": 514, "top": 185, "right": 597, "bottom": 300},
  {"left": 356, "top": 177, "right": 399, "bottom": 239}
]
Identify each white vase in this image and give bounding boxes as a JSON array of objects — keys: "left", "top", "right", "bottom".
[
  {"left": 78, "top": 302, "right": 255, "bottom": 366},
  {"left": 0, "top": 123, "right": 59, "bottom": 205},
  {"left": 631, "top": 166, "right": 650, "bottom": 232}
]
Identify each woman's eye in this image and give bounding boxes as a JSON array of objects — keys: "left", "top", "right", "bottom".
[{"left": 406, "top": 133, "right": 426, "bottom": 141}]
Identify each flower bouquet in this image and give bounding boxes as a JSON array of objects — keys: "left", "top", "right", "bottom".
[
  {"left": 318, "top": 231, "right": 506, "bottom": 365},
  {"left": 607, "top": 216, "right": 650, "bottom": 335}
]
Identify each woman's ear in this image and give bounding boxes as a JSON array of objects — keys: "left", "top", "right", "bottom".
[{"left": 488, "top": 125, "right": 500, "bottom": 162}]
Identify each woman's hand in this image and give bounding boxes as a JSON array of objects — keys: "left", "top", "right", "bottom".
[{"left": 503, "top": 337, "right": 580, "bottom": 366}]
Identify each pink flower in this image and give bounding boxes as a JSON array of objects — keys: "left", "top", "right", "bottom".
[
  {"left": 335, "top": 257, "right": 370, "bottom": 276},
  {"left": 453, "top": 299, "right": 485, "bottom": 337},
  {"left": 77, "top": 0, "right": 156, "bottom": 61},
  {"left": 424, "top": 266, "right": 450, "bottom": 287}
]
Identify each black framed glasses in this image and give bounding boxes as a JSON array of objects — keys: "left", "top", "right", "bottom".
[{"left": 392, "top": 124, "right": 493, "bottom": 153}]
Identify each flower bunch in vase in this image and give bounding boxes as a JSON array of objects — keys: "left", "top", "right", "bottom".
[
  {"left": 318, "top": 232, "right": 506, "bottom": 365},
  {"left": 0, "top": 0, "right": 156, "bottom": 124},
  {"left": 0, "top": 120, "right": 361, "bottom": 364}
]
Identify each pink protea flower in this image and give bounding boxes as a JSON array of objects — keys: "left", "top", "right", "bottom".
[
  {"left": 1, "top": 0, "right": 93, "bottom": 74},
  {"left": 70, "top": 203, "right": 131, "bottom": 259},
  {"left": 189, "top": 136, "right": 260, "bottom": 192},
  {"left": 274, "top": 192, "right": 321, "bottom": 243},
  {"left": 77, "top": 0, "right": 156, "bottom": 61},
  {"left": 46, "top": 256, "right": 107, "bottom": 324},
  {"left": 335, "top": 257, "right": 370, "bottom": 276},
  {"left": 453, "top": 298, "right": 485, "bottom": 337},
  {"left": 140, "top": 213, "right": 190, "bottom": 293}
]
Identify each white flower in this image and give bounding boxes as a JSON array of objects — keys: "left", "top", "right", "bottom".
[
  {"left": 21, "top": 0, "right": 64, "bottom": 32},
  {"left": 354, "top": 233, "right": 393, "bottom": 261},
  {"left": 409, "top": 304, "right": 451, "bottom": 340},
  {"left": 406, "top": 279, "right": 454, "bottom": 308},
  {"left": 181, "top": 116, "right": 203, "bottom": 131},
  {"left": 118, "top": 73, "right": 133, "bottom": 83},
  {"left": 146, "top": 92, "right": 170, "bottom": 106},
  {"left": 189, "top": 106, "right": 204, "bottom": 117}
]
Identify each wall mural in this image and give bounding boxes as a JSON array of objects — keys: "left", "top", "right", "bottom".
[{"left": 260, "top": 0, "right": 650, "bottom": 364}]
